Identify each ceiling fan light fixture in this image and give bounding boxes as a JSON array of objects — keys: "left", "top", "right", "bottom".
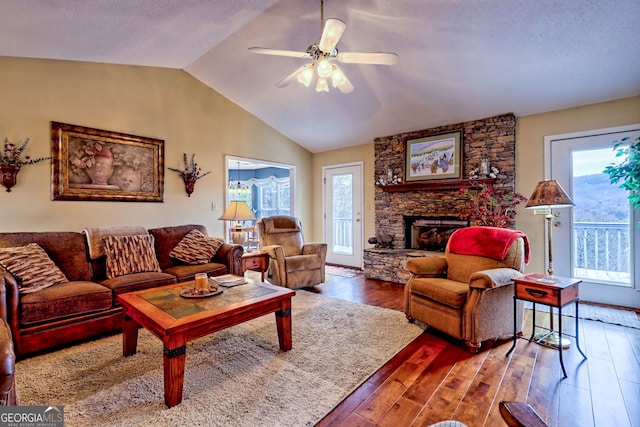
[
  {"left": 331, "top": 65, "right": 346, "bottom": 87},
  {"left": 316, "top": 58, "right": 332, "bottom": 78},
  {"left": 297, "top": 65, "right": 314, "bottom": 87},
  {"left": 316, "top": 77, "right": 329, "bottom": 92}
]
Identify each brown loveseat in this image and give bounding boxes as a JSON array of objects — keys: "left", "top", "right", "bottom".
[{"left": 0, "top": 224, "right": 242, "bottom": 358}]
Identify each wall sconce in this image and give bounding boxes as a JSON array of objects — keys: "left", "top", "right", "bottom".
[{"left": 168, "top": 153, "right": 211, "bottom": 197}]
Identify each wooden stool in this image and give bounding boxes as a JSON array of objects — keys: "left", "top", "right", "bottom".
[{"left": 499, "top": 401, "right": 548, "bottom": 427}]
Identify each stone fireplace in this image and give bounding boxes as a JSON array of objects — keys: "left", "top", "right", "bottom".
[{"left": 363, "top": 113, "right": 517, "bottom": 284}]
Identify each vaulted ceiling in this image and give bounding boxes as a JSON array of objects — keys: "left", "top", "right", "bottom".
[{"left": 1, "top": 0, "right": 638, "bottom": 153}]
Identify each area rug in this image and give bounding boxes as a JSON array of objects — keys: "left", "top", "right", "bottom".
[
  {"left": 524, "top": 302, "right": 640, "bottom": 329},
  {"left": 325, "top": 265, "right": 362, "bottom": 278},
  {"left": 16, "top": 291, "right": 423, "bottom": 427}
]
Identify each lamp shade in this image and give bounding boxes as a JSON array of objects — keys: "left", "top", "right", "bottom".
[
  {"left": 525, "top": 180, "right": 574, "bottom": 209},
  {"left": 218, "top": 201, "right": 257, "bottom": 222}
]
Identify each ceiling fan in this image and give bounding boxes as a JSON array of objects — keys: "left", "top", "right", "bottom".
[{"left": 248, "top": 0, "right": 398, "bottom": 93}]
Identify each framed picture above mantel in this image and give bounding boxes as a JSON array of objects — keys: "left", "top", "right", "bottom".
[
  {"left": 405, "top": 130, "right": 462, "bottom": 182},
  {"left": 51, "top": 122, "right": 164, "bottom": 202}
]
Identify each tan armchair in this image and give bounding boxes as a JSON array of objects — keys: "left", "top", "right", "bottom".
[
  {"left": 404, "top": 226, "right": 529, "bottom": 353},
  {"left": 257, "top": 216, "right": 327, "bottom": 289}
]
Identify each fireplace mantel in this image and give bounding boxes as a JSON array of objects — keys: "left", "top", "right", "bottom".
[{"left": 379, "top": 178, "right": 496, "bottom": 192}]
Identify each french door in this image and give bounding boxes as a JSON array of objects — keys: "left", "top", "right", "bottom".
[
  {"left": 323, "top": 163, "right": 363, "bottom": 268},
  {"left": 547, "top": 125, "right": 640, "bottom": 308}
]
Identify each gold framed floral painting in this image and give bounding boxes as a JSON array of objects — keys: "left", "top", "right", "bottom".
[{"left": 51, "top": 122, "right": 164, "bottom": 202}]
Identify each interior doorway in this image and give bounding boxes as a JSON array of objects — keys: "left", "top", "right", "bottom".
[{"left": 224, "top": 155, "right": 295, "bottom": 246}]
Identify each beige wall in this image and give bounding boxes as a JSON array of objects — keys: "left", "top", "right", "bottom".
[
  {"left": 0, "top": 57, "right": 312, "bottom": 236},
  {"left": 311, "top": 96, "right": 640, "bottom": 272},
  {"left": 310, "top": 144, "right": 375, "bottom": 244},
  {"left": 516, "top": 96, "right": 640, "bottom": 273},
  {"left": 2, "top": 55, "right": 638, "bottom": 271}
]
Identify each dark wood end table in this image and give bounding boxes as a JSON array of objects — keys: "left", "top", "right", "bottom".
[
  {"left": 506, "top": 273, "right": 587, "bottom": 378},
  {"left": 241, "top": 251, "right": 269, "bottom": 281}
]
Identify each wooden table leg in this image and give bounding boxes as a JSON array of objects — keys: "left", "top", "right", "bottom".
[
  {"left": 275, "top": 298, "right": 292, "bottom": 351},
  {"left": 122, "top": 313, "right": 139, "bottom": 357},
  {"left": 163, "top": 343, "right": 187, "bottom": 407}
]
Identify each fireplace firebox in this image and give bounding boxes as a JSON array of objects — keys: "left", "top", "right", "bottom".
[{"left": 404, "top": 216, "right": 468, "bottom": 251}]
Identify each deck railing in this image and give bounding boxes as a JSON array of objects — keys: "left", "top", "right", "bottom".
[
  {"left": 333, "top": 218, "right": 353, "bottom": 250},
  {"left": 574, "top": 222, "right": 629, "bottom": 279}
]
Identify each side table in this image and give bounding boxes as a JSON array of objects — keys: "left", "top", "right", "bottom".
[
  {"left": 506, "top": 273, "right": 587, "bottom": 378},
  {"left": 241, "top": 251, "right": 269, "bottom": 282}
]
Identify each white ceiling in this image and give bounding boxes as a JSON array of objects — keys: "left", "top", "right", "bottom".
[{"left": 1, "top": 0, "right": 639, "bottom": 153}]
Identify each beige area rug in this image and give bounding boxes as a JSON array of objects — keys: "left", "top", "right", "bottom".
[
  {"left": 16, "top": 291, "right": 423, "bottom": 427},
  {"left": 325, "top": 265, "right": 363, "bottom": 278},
  {"left": 524, "top": 302, "right": 640, "bottom": 329}
]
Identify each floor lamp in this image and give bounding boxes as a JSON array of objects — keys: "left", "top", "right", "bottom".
[
  {"left": 525, "top": 179, "right": 574, "bottom": 348},
  {"left": 219, "top": 200, "right": 257, "bottom": 245}
]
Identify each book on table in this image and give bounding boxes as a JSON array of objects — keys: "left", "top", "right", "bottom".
[{"left": 211, "top": 274, "right": 247, "bottom": 287}]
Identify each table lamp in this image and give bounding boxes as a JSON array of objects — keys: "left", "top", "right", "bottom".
[
  {"left": 218, "top": 200, "right": 257, "bottom": 245},
  {"left": 525, "top": 179, "right": 574, "bottom": 348}
]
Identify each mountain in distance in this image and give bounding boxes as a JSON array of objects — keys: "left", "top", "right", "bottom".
[{"left": 572, "top": 173, "right": 630, "bottom": 222}]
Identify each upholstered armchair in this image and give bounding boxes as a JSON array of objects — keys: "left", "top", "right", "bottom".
[
  {"left": 404, "top": 226, "right": 529, "bottom": 353},
  {"left": 257, "top": 216, "right": 327, "bottom": 289}
]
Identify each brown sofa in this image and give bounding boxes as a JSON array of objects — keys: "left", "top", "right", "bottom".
[{"left": 0, "top": 224, "right": 242, "bottom": 358}]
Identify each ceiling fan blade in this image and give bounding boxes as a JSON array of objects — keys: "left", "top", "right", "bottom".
[
  {"left": 275, "top": 64, "right": 313, "bottom": 88},
  {"left": 318, "top": 18, "right": 346, "bottom": 53},
  {"left": 336, "top": 74, "right": 354, "bottom": 94},
  {"left": 336, "top": 52, "right": 399, "bottom": 65},
  {"left": 249, "top": 47, "right": 311, "bottom": 59}
]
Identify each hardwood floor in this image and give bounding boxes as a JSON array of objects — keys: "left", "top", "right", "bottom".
[{"left": 307, "top": 271, "right": 640, "bottom": 427}]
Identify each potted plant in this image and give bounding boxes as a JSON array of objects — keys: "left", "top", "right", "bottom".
[
  {"left": 1, "top": 137, "right": 50, "bottom": 192},
  {"left": 458, "top": 184, "right": 528, "bottom": 228},
  {"left": 603, "top": 135, "right": 640, "bottom": 209}
]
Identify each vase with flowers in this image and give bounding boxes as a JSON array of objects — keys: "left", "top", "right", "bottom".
[
  {"left": 168, "top": 153, "right": 211, "bottom": 197},
  {"left": 1, "top": 137, "right": 50, "bottom": 192},
  {"left": 458, "top": 184, "right": 528, "bottom": 228}
]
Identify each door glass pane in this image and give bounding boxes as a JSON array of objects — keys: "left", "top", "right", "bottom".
[
  {"left": 572, "top": 148, "right": 631, "bottom": 286},
  {"left": 332, "top": 174, "right": 353, "bottom": 255}
]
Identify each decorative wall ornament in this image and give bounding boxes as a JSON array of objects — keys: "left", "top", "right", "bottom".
[
  {"left": 168, "top": 153, "right": 211, "bottom": 197},
  {"left": 1, "top": 137, "right": 50, "bottom": 192},
  {"left": 51, "top": 122, "right": 164, "bottom": 202}
]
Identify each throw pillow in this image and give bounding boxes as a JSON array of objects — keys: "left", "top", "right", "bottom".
[
  {"left": 169, "top": 229, "right": 224, "bottom": 265},
  {"left": 103, "top": 234, "right": 161, "bottom": 279},
  {"left": 0, "top": 243, "right": 68, "bottom": 294}
]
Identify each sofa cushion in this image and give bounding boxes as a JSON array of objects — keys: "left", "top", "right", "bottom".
[
  {"left": 0, "top": 243, "right": 68, "bottom": 294},
  {"left": 409, "top": 277, "right": 469, "bottom": 309},
  {"left": 103, "top": 235, "right": 161, "bottom": 279},
  {"left": 284, "top": 254, "right": 323, "bottom": 273},
  {"left": 0, "top": 232, "right": 92, "bottom": 282},
  {"left": 149, "top": 224, "right": 210, "bottom": 270},
  {"left": 169, "top": 229, "right": 224, "bottom": 265},
  {"left": 20, "top": 281, "right": 112, "bottom": 325},
  {"left": 99, "top": 271, "right": 177, "bottom": 304},
  {"left": 163, "top": 263, "right": 227, "bottom": 283}
]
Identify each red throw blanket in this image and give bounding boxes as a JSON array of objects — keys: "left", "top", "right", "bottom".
[{"left": 448, "top": 226, "right": 530, "bottom": 264}]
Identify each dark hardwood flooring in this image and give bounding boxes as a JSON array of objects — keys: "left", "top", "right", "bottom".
[{"left": 306, "top": 270, "right": 640, "bottom": 427}]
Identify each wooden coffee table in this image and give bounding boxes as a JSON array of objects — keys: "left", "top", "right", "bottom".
[{"left": 117, "top": 279, "right": 295, "bottom": 407}]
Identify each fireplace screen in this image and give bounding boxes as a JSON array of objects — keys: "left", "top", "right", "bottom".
[{"left": 405, "top": 217, "right": 468, "bottom": 251}]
